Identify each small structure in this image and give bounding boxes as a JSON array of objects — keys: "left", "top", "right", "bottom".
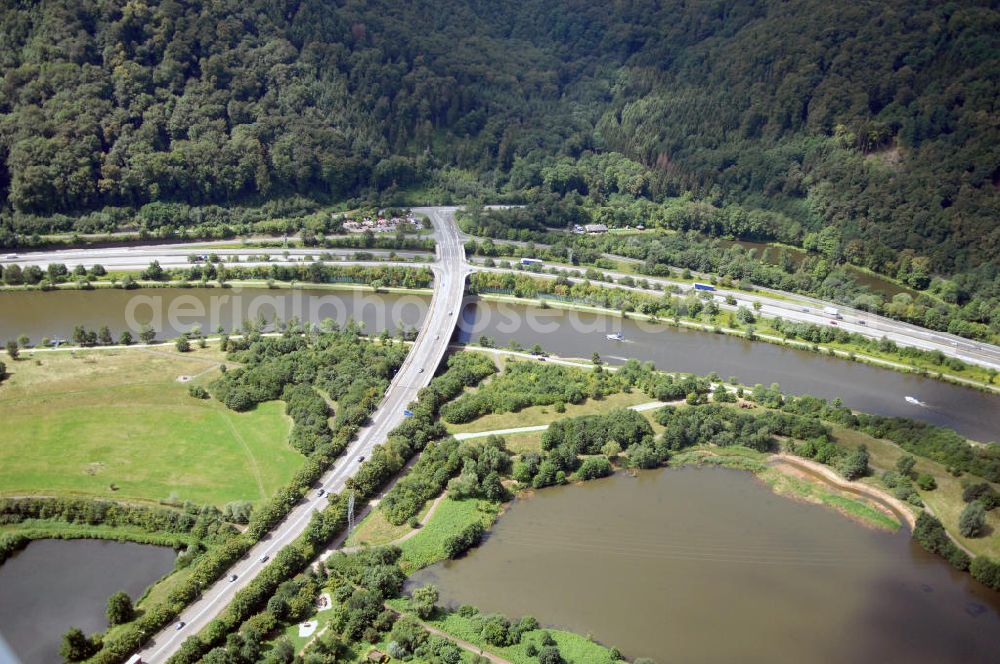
[
  {"left": 342, "top": 212, "right": 418, "bottom": 234},
  {"left": 584, "top": 223, "right": 608, "bottom": 234},
  {"left": 367, "top": 649, "right": 388, "bottom": 663}
]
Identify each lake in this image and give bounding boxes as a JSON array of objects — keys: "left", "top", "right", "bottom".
[
  {"left": 409, "top": 468, "right": 1000, "bottom": 664},
  {"left": 0, "top": 539, "right": 176, "bottom": 664}
]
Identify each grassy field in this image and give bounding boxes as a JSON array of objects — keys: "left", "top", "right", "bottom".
[
  {"left": 833, "top": 427, "right": 1000, "bottom": 557},
  {"left": 398, "top": 498, "right": 499, "bottom": 572},
  {"left": 445, "top": 391, "right": 651, "bottom": 435},
  {"left": 386, "top": 599, "right": 618, "bottom": 664},
  {"left": 345, "top": 499, "right": 435, "bottom": 548},
  {"left": 0, "top": 346, "right": 302, "bottom": 507}
]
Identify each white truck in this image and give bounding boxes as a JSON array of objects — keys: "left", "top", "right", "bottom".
[{"left": 822, "top": 306, "right": 843, "bottom": 319}]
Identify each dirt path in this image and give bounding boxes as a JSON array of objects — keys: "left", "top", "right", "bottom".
[
  {"left": 382, "top": 603, "right": 513, "bottom": 664},
  {"left": 454, "top": 400, "right": 669, "bottom": 440},
  {"left": 220, "top": 411, "right": 267, "bottom": 500},
  {"left": 338, "top": 493, "right": 446, "bottom": 555},
  {"left": 419, "top": 620, "right": 512, "bottom": 664},
  {"left": 770, "top": 453, "right": 917, "bottom": 529}
]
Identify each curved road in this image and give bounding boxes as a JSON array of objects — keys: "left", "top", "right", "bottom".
[{"left": 133, "top": 207, "right": 467, "bottom": 663}]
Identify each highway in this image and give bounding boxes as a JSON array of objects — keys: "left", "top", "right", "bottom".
[
  {"left": 0, "top": 245, "right": 431, "bottom": 272},
  {"left": 3, "top": 217, "right": 998, "bottom": 370},
  {"left": 2, "top": 207, "right": 999, "bottom": 661},
  {"left": 467, "top": 258, "right": 1000, "bottom": 372},
  {"left": 133, "top": 207, "right": 468, "bottom": 663}
]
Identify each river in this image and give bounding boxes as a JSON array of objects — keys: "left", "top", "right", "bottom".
[
  {"left": 0, "top": 539, "right": 176, "bottom": 664},
  {"left": 0, "top": 286, "right": 428, "bottom": 341},
  {"left": 457, "top": 300, "right": 1000, "bottom": 442},
  {"left": 0, "top": 288, "right": 996, "bottom": 441},
  {"left": 408, "top": 468, "right": 1000, "bottom": 664}
]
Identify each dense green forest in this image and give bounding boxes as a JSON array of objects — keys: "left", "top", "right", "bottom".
[{"left": 1, "top": 0, "right": 997, "bottom": 305}]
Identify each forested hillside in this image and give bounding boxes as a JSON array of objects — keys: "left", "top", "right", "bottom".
[{"left": 1, "top": 0, "right": 998, "bottom": 303}]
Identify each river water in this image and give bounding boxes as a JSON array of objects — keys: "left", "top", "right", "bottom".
[
  {"left": 408, "top": 468, "right": 1000, "bottom": 664},
  {"left": 0, "top": 288, "right": 996, "bottom": 441},
  {"left": 458, "top": 300, "right": 1000, "bottom": 443},
  {"left": 0, "top": 539, "right": 176, "bottom": 664},
  {"left": 2, "top": 289, "right": 999, "bottom": 661},
  {"left": 0, "top": 287, "right": 428, "bottom": 341}
]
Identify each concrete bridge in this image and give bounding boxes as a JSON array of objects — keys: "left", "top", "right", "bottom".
[{"left": 136, "top": 207, "right": 469, "bottom": 662}]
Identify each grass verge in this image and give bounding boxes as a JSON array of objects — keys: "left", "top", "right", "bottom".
[
  {"left": 386, "top": 600, "right": 618, "bottom": 664},
  {"left": 398, "top": 498, "right": 500, "bottom": 573},
  {"left": 0, "top": 346, "right": 301, "bottom": 506}
]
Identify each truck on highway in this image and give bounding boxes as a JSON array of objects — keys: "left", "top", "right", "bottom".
[
  {"left": 823, "top": 306, "right": 843, "bottom": 319},
  {"left": 693, "top": 283, "right": 716, "bottom": 292},
  {"left": 520, "top": 257, "right": 543, "bottom": 266}
]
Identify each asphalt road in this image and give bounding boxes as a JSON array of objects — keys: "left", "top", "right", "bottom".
[
  {"left": 133, "top": 207, "right": 467, "bottom": 663},
  {"left": 468, "top": 259, "right": 1000, "bottom": 372},
  {"left": 5, "top": 219, "right": 995, "bottom": 370},
  {"left": 1, "top": 245, "right": 430, "bottom": 272},
  {"left": 3, "top": 208, "right": 998, "bottom": 661}
]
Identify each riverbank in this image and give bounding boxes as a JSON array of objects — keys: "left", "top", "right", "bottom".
[
  {"left": 0, "top": 277, "right": 434, "bottom": 297},
  {"left": 476, "top": 293, "right": 1000, "bottom": 394}
]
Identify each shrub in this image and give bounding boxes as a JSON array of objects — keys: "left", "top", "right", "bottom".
[
  {"left": 576, "top": 456, "right": 613, "bottom": 481},
  {"left": 538, "top": 646, "right": 564, "bottom": 664},
  {"left": 962, "top": 482, "right": 1000, "bottom": 511},
  {"left": 959, "top": 502, "right": 986, "bottom": 538},
  {"left": 970, "top": 557, "right": 1000, "bottom": 592},
  {"left": 915, "top": 473, "right": 937, "bottom": 491},
  {"left": 479, "top": 614, "right": 512, "bottom": 646},
  {"left": 443, "top": 522, "right": 485, "bottom": 558},
  {"left": 913, "top": 512, "right": 969, "bottom": 570}
]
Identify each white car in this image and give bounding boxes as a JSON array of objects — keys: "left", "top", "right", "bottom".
[
  {"left": 175, "top": 621, "right": 185, "bottom": 631},
  {"left": 259, "top": 554, "right": 269, "bottom": 564},
  {"left": 4, "top": 254, "right": 16, "bottom": 259}
]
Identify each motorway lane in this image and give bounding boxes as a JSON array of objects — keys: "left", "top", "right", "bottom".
[
  {"left": 8, "top": 221, "right": 995, "bottom": 370},
  {"left": 468, "top": 259, "right": 1000, "bottom": 372},
  {"left": 135, "top": 208, "right": 467, "bottom": 663},
  {"left": 0, "top": 247, "right": 430, "bottom": 272}
]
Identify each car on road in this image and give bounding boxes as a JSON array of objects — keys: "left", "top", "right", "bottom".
[
  {"left": 801, "top": 307, "right": 809, "bottom": 312},
  {"left": 358, "top": 455, "right": 365, "bottom": 463},
  {"left": 417, "top": 367, "right": 424, "bottom": 373},
  {"left": 857, "top": 320, "right": 866, "bottom": 325},
  {"left": 829, "top": 321, "right": 837, "bottom": 326},
  {"left": 4, "top": 254, "right": 16, "bottom": 259},
  {"left": 230, "top": 574, "right": 238, "bottom": 582},
  {"left": 317, "top": 488, "right": 325, "bottom": 496},
  {"left": 259, "top": 554, "right": 269, "bottom": 563},
  {"left": 175, "top": 622, "right": 185, "bottom": 630},
  {"left": 537, "top": 356, "right": 547, "bottom": 361}
]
